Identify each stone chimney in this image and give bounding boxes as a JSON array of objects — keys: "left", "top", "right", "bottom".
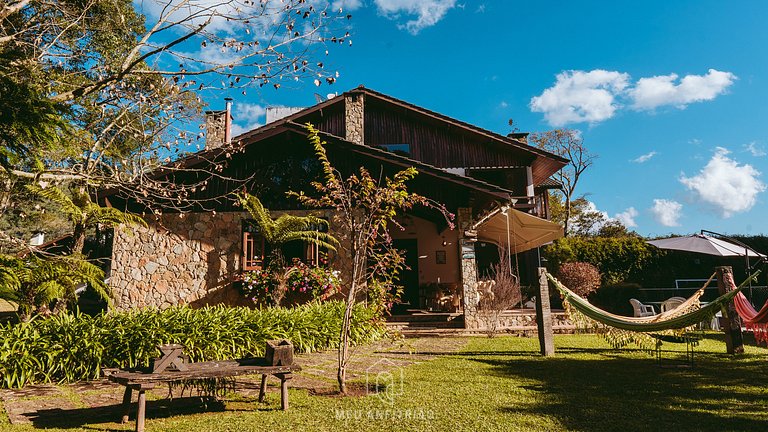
[
  {"left": 205, "top": 98, "right": 232, "bottom": 149},
  {"left": 344, "top": 91, "right": 364, "bottom": 145}
]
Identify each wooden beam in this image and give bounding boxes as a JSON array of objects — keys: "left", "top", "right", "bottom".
[{"left": 716, "top": 266, "right": 744, "bottom": 354}]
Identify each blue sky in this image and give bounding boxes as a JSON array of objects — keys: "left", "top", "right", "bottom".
[{"left": 209, "top": 1, "right": 768, "bottom": 237}]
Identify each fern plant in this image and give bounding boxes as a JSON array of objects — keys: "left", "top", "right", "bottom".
[
  {"left": 0, "top": 253, "right": 110, "bottom": 321},
  {"left": 26, "top": 184, "right": 146, "bottom": 254},
  {"left": 238, "top": 192, "right": 338, "bottom": 267},
  {"left": 238, "top": 193, "right": 339, "bottom": 305}
]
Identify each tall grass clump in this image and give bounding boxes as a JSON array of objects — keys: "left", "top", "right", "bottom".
[{"left": 0, "top": 301, "right": 384, "bottom": 388}]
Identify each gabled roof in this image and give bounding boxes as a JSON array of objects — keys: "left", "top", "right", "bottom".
[
  {"left": 103, "top": 86, "right": 567, "bottom": 201},
  {"left": 231, "top": 86, "right": 567, "bottom": 184}
]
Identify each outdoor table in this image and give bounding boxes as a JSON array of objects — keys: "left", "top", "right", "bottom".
[{"left": 105, "top": 358, "right": 301, "bottom": 432}]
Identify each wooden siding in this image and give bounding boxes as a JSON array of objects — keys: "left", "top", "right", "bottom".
[
  {"left": 293, "top": 103, "right": 345, "bottom": 136},
  {"left": 363, "top": 99, "right": 536, "bottom": 175},
  {"left": 113, "top": 130, "right": 498, "bottom": 220}
]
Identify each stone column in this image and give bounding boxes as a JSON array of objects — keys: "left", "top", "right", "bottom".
[
  {"left": 716, "top": 266, "right": 744, "bottom": 354},
  {"left": 344, "top": 93, "right": 364, "bottom": 145},
  {"left": 457, "top": 208, "right": 480, "bottom": 329},
  {"left": 536, "top": 267, "right": 555, "bottom": 356}
]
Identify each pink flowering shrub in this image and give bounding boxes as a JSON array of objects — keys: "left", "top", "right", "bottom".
[{"left": 241, "top": 259, "right": 341, "bottom": 307}]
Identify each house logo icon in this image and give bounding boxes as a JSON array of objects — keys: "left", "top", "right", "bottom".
[{"left": 365, "top": 358, "right": 404, "bottom": 405}]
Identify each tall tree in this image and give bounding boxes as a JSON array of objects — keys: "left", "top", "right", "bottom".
[
  {"left": 0, "top": 0, "right": 351, "bottom": 249},
  {"left": 292, "top": 125, "right": 452, "bottom": 394},
  {"left": 531, "top": 129, "right": 597, "bottom": 236}
]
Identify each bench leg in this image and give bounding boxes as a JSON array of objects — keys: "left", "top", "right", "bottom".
[
  {"left": 277, "top": 373, "right": 292, "bottom": 411},
  {"left": 121, "top": 386, "right": 133, "bottom": 423},
  {"left": 258, "top": 374, "right": 268, "bottom": 403},
  {"left": 136, "top": 390, "right": 147, "bottom": 432}
]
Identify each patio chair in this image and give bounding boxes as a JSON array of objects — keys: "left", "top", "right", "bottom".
[
  {"left": 629, "top": 298, "right": 656, "bottom": 317},
  {"left": 661, "top": 296, "right": 687, "bottom": 313}
]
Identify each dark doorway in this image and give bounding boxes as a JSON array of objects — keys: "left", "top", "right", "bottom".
[
  {"left": 475, "top": 241, "right": 500, "bottom": 280},
  {"left": 392, "top": 239, "right": 420, "bottom": 312}
]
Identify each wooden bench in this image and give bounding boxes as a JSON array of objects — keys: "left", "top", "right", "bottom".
[{"left": 106, "top": 342, "right": 300, "bottom": 432}]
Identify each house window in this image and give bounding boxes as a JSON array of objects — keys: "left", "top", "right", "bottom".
[
  {"left": 242, "top": 222, "right": 265, "bottom": 271},
  {"left": 282, "top": 218, "right": 329, "bottom": 266},
  {"left": 241, "top": 218, "right": 329, "bottom": 270}
]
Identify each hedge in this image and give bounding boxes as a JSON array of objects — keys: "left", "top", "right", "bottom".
[{"left": 0, "top": 301, "right": 384, "bottom": 388}]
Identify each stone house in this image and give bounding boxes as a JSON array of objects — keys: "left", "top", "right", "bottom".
[{"left": 103, "top": 86, "right": 567, "bottom": 329}]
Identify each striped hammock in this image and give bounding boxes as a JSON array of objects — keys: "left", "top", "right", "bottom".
[
  {"left": 547, "top": 271, "right": 761, "bottom": 333},
  {"left": 730, "top": 270, "right": 768, "bottom": 345}
]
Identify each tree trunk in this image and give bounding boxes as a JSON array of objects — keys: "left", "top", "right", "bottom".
[
  {"left": 71, "top": 222, "right": 86, "bottom": 255},
  {"left": 337, "top": 284, "right": 355, "bottom": 394},
  {"left": 563, "top": 195, "right": 572, "bottom": 236}
]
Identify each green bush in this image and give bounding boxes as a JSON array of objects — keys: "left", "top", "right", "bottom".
[
  {"left": 0, "top": 301, "right": 384, "bottom": 388},
  {"left": 543, "top": 236, "right": 661, "bottom": 286}
]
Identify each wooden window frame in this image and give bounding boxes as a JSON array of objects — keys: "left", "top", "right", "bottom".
[{"left": 242, "top": 222, "right": 265, "bottom": 271}]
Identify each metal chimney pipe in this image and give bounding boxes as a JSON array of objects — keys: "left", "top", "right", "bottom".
[{"left": 224, "top": 97, "right": 233, "bottom": 145}]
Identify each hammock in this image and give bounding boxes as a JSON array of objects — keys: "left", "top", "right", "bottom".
[
  {"left": 729, "top": 271, "right": 768, "bottom": 344},
  {"left": 547, "top": 270, "right": 761, "bottom": 333}
]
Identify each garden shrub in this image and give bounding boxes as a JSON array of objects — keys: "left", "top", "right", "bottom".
[
  {"left": 0, "top": 301, "right": 383, "bottom": 388},
  {"left": 556, "top": 262, "right": 601, "bottom": 297},
  {"left": 240, "top": 260, "right": 341, "bottom": 306},
  {"left": 543, "top": 236, "right": 659, "bottom": 286}
]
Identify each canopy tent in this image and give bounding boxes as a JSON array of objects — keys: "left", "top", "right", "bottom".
[
  {"left": 647, "top": 234, "right": 766, "bottom": 258},
  {"left": 471, "top": 206, "right": 563, "bottom": 254}
]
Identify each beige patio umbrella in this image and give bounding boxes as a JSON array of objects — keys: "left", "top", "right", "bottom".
[{"left": 471, "top": 205, "right": 564, "bottom": 254}]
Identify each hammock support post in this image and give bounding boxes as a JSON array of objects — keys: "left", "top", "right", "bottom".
[
  {"left": 536, "top": 268, "right": 555, "bottom": 356},
  {"left": 716, "top": 266, "right": 744, "bottom": 354}
]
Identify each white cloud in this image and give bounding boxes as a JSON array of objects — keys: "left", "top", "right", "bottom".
[
  {"left": 529, "top": 70, "right": 630, "bottom": 126},
  {"left": 614, "top": 207, "right": 638, "bottom": 228},
  {"left": 651, "top": 199, "right": 683, "bottom": 227},
  {"left": 631, "top": 151, "right": 657, "bottom": 163},
  {"left": 679, "top": 147, "right": 766, "bottom": 217},
  {"left": 373, "top": 0, "right": 457, "bottom": 34},
  {"left": 231, "top": 103, "right": 266, "bottom": 136},
  {"left": 332, "top": 0, "right": 363, "bottom": 11},
  {"left": 499, "top": 101, "right": 508, "bottom": 108},
  {"left": 531, "top": 69, "right": 736, "bottom": 126},
  {"left": 745, "top": 141, "right": 767, "bottom": 157},
  {"left": 629, "top": 69, "right": 736, "bottom": 111}
]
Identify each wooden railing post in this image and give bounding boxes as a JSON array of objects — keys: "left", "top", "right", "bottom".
[
  {"left": 716, "top": 266, "right": 744, "bottom": 354},
  {"left": 536, "top": 267, "right": 555, "bottom": 356}
]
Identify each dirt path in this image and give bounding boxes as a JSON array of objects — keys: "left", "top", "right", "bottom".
[{"left": 0, "top": 336, "right": 469, "bottom": 426}]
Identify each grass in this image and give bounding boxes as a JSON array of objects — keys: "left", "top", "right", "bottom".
[{"left": 2, "top": 334, "right": 768, "bottom": 431}]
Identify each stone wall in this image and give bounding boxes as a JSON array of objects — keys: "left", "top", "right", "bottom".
[
  {"left": 110, "top": 209, "right": 344, "bottom": 310},
  {"left": 345, "top": 93, "right": 364, "bottom": 145},
  {"left": 110, "top": 212, "right": 245, "bottom": 310},
  {"left": 475, "top": 310, "right": 573, "bottom": 333}
]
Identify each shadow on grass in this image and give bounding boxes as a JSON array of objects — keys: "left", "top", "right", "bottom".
[
  {"left": 465, "top": 344, "right": 768, "bottom": 432},
  {"left": 23, "top": 396, "right": 275, "bottom": 430}
]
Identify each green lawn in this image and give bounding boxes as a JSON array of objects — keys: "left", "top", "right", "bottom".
[{"left": 3, "top": 334, "right": 768, "bottom": 431}]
